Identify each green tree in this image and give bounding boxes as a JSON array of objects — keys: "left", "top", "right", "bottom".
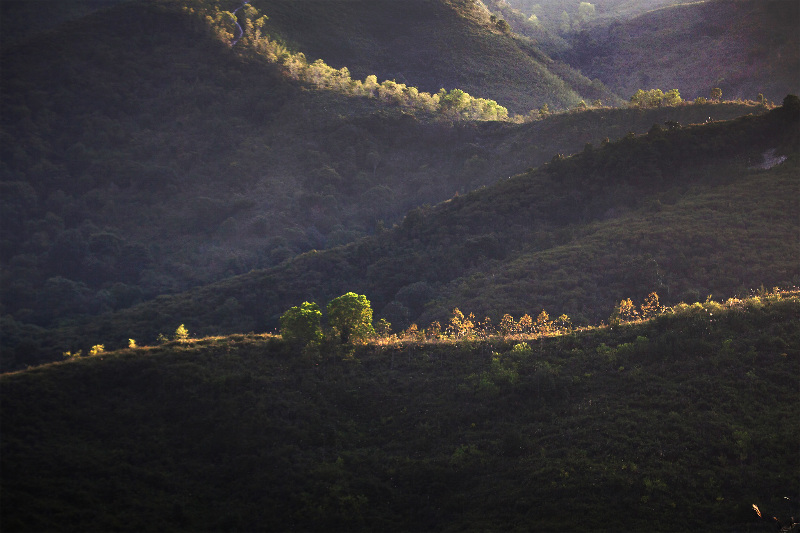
[
  {"left": 327, "top": 293, "right": 375, "bottom": 344},
  {"left": 710, "top": 87, "right": 722, "bottom": 101},
  {"left": 174, "top": 324, "right": 189, "bottom": 342},
  {"left": 663, "top": 89, "right": 682, "bottom": 106},
  {"left": 280, "top": 302, "right": 324, "bottom": 346}
]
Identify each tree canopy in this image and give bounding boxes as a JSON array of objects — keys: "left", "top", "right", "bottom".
[
  {"left": 327, "top": 292, "right": 375, "bottom": 344},
  {"left": 280, "top": 302, "right": 323, "bottom": 346}
]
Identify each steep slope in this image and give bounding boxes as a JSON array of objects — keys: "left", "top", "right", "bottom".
[
  {"left": 2, "top": 295, "right": 798, "bottom": 531},
  {"left": 249, "top": 0, "right": 615, "bottom": 113},
  {"left": 14, "top": 98, "right": 794, "bottom": 367},
  {"left": 564, "top": 0, "right": 800, "bottom": 103}
]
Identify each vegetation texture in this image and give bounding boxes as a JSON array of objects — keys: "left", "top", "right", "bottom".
[{"left": 2, "top": 292, "right": 798, "bottom": 531}]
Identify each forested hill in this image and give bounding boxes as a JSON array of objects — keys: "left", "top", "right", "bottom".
[
  {"left": 22, "top": 97, "right": 797, "bottom": 366},
  {"left": 2, "top": 291, "right": 798, "bottom": 531},
  {"left": 564, "top": 0, "right": 800, "bottom": 104},
  {"left": 246, "top": 0, "right": 619, "bottom": 113},
  {"left": 1, "top": 0, "right": 769, "bottom": 371}
]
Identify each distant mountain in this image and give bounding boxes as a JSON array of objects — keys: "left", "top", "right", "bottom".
[
  {"left": 503, "top": 0, "right": 695, "bottom": 29},
  {"left": 564, "top": 0, "right": 800, "bottom": 103}
]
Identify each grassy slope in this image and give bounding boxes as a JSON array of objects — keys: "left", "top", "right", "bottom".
[
  {"left": 0, "top": 0, "right": 763, "bottom": 355},
  {"left": 46, "top": 100, "right": 797, "bottom": 357},
  {"left": 565, "top": 0, "right": 800, "bottom": 102},
  {"left": 2, "top": 294, "right": 798, "bottom": 531}
]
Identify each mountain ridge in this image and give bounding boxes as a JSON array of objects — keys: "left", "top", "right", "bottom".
[{"left": 11, "top": 98, "right": 793, "bottom": 367}]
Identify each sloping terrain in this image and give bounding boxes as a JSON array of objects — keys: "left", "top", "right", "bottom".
[
  {"left": 2, "top": 294, "right": 798, "bottom": 531},
  {"left": 564, "top": 0, "right": 800, "bottom": 102},
  {"left": 0, "top": 0, "right": 129, "bottom": 48},
  {"left": 249, "top": 0, "right": 614, "bottom": 113},
  {"left": 1, "top": 0, "right": 762, "bottom": 361},
  {"left": 503, "top": 0, "right": 695, "bottom": 29},
  {"left": 13, "top": 98, "right": 793, "bottom": 368}
]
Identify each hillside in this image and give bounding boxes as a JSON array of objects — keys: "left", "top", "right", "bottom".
[
  {"left": 247, "top": 0, "right": 619, "bottom": 113},
  {"left": 502, "top": 0, "right": 695, "bottom": 31},
  {"left": 7, "top": 96, "right": 794, "bottom": 369},
  {"left": 1, "top": 0, "right": 767, "bottom": 365},
  {"left": 563, "top": 0, "right": 800, "bottom": 103},
  {"left": 2, "top": 292, "right": 798, "bottom": 531},
  {"left": 0, "top": 0, "right": 129, "bottom": 48}
]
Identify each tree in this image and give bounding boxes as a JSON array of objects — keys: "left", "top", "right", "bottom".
[
  {"left": 534, "top": 310, "right": 553, "bottom": 335},
  {"left": 447, "top": 308, "right": 475, "bottom": 339},
  {"left": 640, "top": 292, "right": 664, "bottom": 319},
  {"left": 327, "top": 293, "right": 375, "bottom": 344},
  {"left": 710, "top": 87, "right": 722, "bottom": 101},
  {"left": 663, "top": 89, "right": 682, "bottom": 106},
  {"left": 538, "top": 103, "right": 550, "bottom": 119},
  {"left": 280, "top": 302, "right": 323, "bottom": 346},
  {"left": 630, "top": 89, "right": 661, "bottom": 108},
  {"left": 610, "top": 299, "right": 639, "bottom": 325},
  {"left": 174, "top": 324, "right": 189, "bottom": 342}
]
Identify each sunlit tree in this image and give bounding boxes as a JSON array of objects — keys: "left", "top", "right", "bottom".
[
  {"left": 327, "top": 293, "right": 375, "bottom": 344},
  {"left": 280, "top": 302, "right": 323, "bottom": 346}
]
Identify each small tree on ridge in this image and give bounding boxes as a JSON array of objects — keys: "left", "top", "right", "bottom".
[{"left": 327, "top": 292, "right": 375, "bottom": 344}]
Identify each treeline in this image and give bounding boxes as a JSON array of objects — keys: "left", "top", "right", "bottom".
[
  {"left": 183, "top": 0, "right": 509, "bottom": 121},
  {"left": 259, "top": 289, "right": 790, "bottom": 353}
]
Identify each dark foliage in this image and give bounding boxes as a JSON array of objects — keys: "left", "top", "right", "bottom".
[{"left": 2, "top": 295, "right": 798, "bottom": 531}]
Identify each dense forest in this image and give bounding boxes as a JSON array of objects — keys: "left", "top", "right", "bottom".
[
  {"left": 4, "top": 0, "right": 788, "bottom": 370},
  {"left": 1, "top": 0, "right": 799, "bottom": 531},
  {"left": 5, "top": 95, "right": 795, "bottom": 369}
]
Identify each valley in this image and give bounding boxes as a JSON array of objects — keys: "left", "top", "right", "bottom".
[{"left": 1, "top": 0, "right": 798, "bottom": 531}]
